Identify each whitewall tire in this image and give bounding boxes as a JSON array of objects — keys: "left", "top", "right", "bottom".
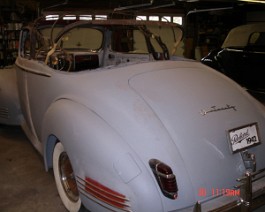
[{"left": 53, "top": 142, "right": 81, "bottom": 212}]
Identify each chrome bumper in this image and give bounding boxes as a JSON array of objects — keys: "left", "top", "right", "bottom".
[{"left": 187, "top": 168, "right": 265, "bottom": 212}]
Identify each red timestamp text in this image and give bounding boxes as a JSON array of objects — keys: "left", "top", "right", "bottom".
[{"left": 198, "top": 187, "right": 240, "bottom": 197}]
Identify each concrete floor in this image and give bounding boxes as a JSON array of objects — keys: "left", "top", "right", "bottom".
[{"left": 0, "top": 124, "right": 68, "bottom": 212}]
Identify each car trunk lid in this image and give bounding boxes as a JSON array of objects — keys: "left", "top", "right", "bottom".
[{"left": 128, "top": 61, "right": 265, "bottom": 200}]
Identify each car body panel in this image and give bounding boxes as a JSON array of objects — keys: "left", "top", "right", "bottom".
[
  {"left": 0, "top": 67, "right": 22, "bottom": 125},
  {"left": 1, "top": 15, "right": 265, "bottom": 211}
]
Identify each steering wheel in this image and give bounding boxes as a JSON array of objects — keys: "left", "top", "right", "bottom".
[{"left": 48, "top": 47, "right": 72, "bottom": 72}]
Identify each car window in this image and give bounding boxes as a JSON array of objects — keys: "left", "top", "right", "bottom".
[
  {"left": 247, "top": 32, "right": 265, "bottom": 51},
  {"left": 40, "top": 27, "right": 62, "bottom": 44},
  {"left": 132, "top": 30, "right": 148, "bottom": 53},
  {"left": 59, "top": 27, "right": 103, "bottom": 51},
  {"left": 148, "top": 26, "right": 182, "bottom": 56},
  {"left": 112, "top": 29, "right": 145, "bottom": 53},
  {"left": 111, "top": 28, "right": 165, "bottom": 54},
  {"left": 20, "top": 29, "right": 31, "bottom": 58},
  {"left": 248, "top": 32, "right": 265, "bottom": 46},
  {"left": 111, "top": 25, "right": 182, "bottom": 56}
]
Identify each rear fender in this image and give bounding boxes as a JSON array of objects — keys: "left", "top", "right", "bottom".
[
  {"left": 41, "top": 99, "right": 135, "bottom": 173},
  {"left": 41, "top": 99, "right": 163, "bottom": 211}
]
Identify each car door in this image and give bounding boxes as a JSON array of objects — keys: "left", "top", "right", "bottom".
[
  {"left": 16, "top": 28, "right": 50, "bottom": 148},
  {"left": 16, "top": 28, "right": 38, "bottom": 138},
  {"left": 217, "top": 31, "right": 265, "bottom": 91}
]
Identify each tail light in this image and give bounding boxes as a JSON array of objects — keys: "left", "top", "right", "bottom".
[{"left": 149, "top": 159, "right": 178, "bottom": 199}]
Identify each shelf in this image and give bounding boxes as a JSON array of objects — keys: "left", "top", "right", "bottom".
[{"left": 0, "top": 22, "right": 22, "bottom": 68}]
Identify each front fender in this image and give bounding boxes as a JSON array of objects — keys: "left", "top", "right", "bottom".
[
  {"left": 41, "top": 99, "right": 163, "bottom": 212},
  {"left": 0, "top": 67, "right": 22, "bottom": 125}
]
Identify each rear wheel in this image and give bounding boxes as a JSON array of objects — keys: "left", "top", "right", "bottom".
[{"left": 53, "top": 142, "right": 81, "bottom": 212}]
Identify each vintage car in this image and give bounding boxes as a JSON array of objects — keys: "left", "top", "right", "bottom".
[
  {"left": 201, "top": 23, "right": 265, "bottom": 102},
  {"left": 1, "top": 12, "right": 265, "bottom": 212}
]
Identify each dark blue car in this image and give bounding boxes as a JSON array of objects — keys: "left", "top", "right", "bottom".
[{"left": 201, "top": 23, "right": 265, "bottom": 102}]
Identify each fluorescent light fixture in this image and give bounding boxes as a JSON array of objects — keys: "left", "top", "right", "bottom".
[
  {"left": 63, "top": 15, "right": 76, "bottom": 20},
  {"left": 45, "top": 15, "right": 59, "bottom": 20},
  {"left": 79, "top": 15, "right": 92, "bottom": 21},
  {"left": 239, "top": 0, "right": 265, "bottom": 3}
]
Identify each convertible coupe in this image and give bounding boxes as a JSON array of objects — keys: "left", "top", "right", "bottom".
[
  {"left": 201, "top": 23, "right": 265, "bottom": 103},
  {"left": 1, "top": 12, "right": 265, "bottom": 212}
]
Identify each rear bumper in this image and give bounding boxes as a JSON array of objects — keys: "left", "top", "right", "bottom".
[{"left": 182, "top": 168, "right": 265, "bottom": 212}]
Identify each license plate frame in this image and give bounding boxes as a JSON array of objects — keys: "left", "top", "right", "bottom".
[{"left": 228, "top": 123, "right": 261, "bottom": 153}]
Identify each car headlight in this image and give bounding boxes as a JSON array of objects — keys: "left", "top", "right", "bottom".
[{"left": 149, "top": 159, "right": 178, "bottom": 199}]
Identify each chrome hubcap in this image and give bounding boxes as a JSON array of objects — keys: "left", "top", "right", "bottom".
[{"left": 59, "top": 152, "right": 79, "bottom": 202}]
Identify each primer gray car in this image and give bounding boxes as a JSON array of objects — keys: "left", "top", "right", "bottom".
[{"left": 1, "top": 14, "right": 265, "bottom": 212}]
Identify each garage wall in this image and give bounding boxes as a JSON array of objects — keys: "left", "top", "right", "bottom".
[{"left": 247, "top": 11, "right": 265, "bottom": 23}]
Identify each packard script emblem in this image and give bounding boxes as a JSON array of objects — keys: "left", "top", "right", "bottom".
[{"left": 200, "top": 104, "right": 237, "bottom": 116}]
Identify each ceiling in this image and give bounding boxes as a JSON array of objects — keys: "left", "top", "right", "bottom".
[
  {"left": 1, "top": 0, "right": 264, "bottom": 11},
  {"left": 0, "top": 0, "right": 264, "bottom": 23},
  {"left": 42, "top": 0, "right": 264, "bottom": 11}
]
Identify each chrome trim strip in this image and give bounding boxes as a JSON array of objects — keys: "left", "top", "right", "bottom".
[
  {"left": 78, "top": 189, "right": 132, "bottom": 212},
  {"left": 76, "top": 176, "right": 130, "bottom": 202},
  {"left": 225, "top": 48, "right": 244, "bottom": 53},
  {"left": 76, "top": 176, "right": 131, "bottom": 211}
]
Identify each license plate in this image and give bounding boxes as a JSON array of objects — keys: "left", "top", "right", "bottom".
[{"left": 228, "top": 123, "right": 261, "bottom": 153}]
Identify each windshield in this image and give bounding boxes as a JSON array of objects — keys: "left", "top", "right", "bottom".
[
  {"left": 60, "top": 27, "right": 103, "bottom": 51},
  {"left": 23, "top": 19, "right": 183, "bottom": 72},
  {"left": 41, "top": 27, "right": 103, "bottom": 51},
  {"left": 39, "top": 20, "right": 182, "bottom": 56}
]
